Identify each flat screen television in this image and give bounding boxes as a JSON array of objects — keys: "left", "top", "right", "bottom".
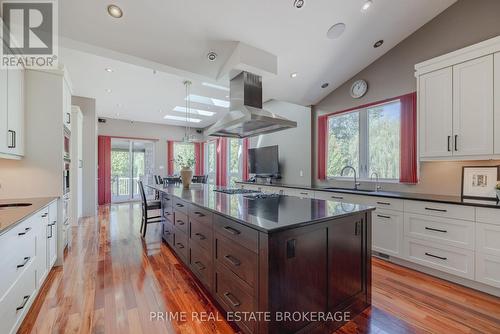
[{"left": 248, "top": 145, "right": 279, "bottom": 176}]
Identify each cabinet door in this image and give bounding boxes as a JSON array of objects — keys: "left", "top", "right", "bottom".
[
  {"left": 419, "top": 67, "right": 453, "bottom": 158},
  {"left": 372, "top": 209, "right": 403, "bottom": 257},
  {"left": 329, "top": 215, "right": 365, "bottom": 309},
  {"left": 495, "top": 53, "right": 500, "bottom": 155},
  {"left": 0, "top": 68, "right": 8, "bottom": 153},
  {"left": 6, "top": 68, "right": 24, "bottom": 156},
  {"left": 35, "top": 211, "right": 49, "bottom": 288},
  {"left": 269, "top": 225, "right": 328, "bottom": 333},
  {"left": 48, "top": 202, "right": 58, "bottom": 268},
  {"left": 63, "top": 81, "right": 71, "bottom": 131},
  {"left": 453, "top": 55, "right": 494, "bottom": 156}
]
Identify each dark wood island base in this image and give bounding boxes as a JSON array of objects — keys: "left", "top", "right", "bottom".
[{"left": 152, "top": 184, "right": 373, "bottom": 334}]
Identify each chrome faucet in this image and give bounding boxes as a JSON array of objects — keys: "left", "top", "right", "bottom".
[
  {"left": 341, "top": 166, "right": 360, "bottom": 190},
  {"left": 370, "top": 172, "right": 382, "bottom": 192}
]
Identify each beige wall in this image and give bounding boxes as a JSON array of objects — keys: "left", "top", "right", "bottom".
[{"left": 313, "top": 0, "right": 500, "bottom": 196}]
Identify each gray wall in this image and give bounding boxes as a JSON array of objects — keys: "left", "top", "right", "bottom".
[
  {"left": 72, "top": 96, "right": 98, "bottom": 217},
  {"left": 314, "top": 0, "right": 500, "bottom": 196},
  {"left": 250, "top": 100, "right": 312, "bottom": 186}
]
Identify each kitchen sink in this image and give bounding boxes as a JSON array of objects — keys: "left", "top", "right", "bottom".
[
  {"left": 323, "top": 187, "right": 376, "bottom": 193},
  {"left": 0, "top": 203, "right": 33, "bottom": 209}
]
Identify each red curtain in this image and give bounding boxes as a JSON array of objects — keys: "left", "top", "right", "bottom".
[
  {"left": 194, "top": 142, "right": 205, "bottom": 175},
  {"left": 167, "top": 140, "right": 174, "bottom": 175},
  {"left": 400, "top": 92, "right": 418, "bottom": 184},
  {"left": 216, "top": 138, "right": 228, "bottom": 186},
  {"left": 317, "top": 115, "right": 328, "bottom": 180},
  {"left": 242, "top": 138, "right": 250, "bottom": 181},
  {"left": 98, "top": 136, "right": 111, "bottom": 205}
]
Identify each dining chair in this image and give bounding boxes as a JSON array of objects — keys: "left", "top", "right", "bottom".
[
  {"left": 192, "top": 175, "right": 208, "bottom": 184},
  {"left": 138, "top": 180, "right": 162, "bottom": 238}
]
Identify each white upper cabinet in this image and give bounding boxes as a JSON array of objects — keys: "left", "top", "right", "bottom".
[
  {"left": 452, "top": 55, "right": 494, "bottom": 156},
  {"left": 419, "top": 67, "right": 453, "bottom": 158},
  {"left": 6, "top": 68, "right": 25, "bottom": 157},
  {"left": 495, "top": 53, "right": 500, "bottom": 155},
  {"left": 0, "top": 68, "right": 7, "bottom": 154},
  {"left": 416, "top": 36, "right": 500, "bottom": 160},
  {"left": 63, "top": 80, "right": 72, "bottom": 132}
]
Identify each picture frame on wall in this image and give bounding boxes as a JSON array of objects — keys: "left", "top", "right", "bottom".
[{"left": 461, "top": 166, "right": 500, "bottom": 201}]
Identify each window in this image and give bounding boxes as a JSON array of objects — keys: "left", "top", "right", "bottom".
[
  {"left": 227, "top": 138, "right": 243, "bottom": 186},
  {"left": 173, "top": 142, "right": 195, "bottom": 174},
  {"left": 205, "top": 141, "right": 216, "bottom": 185},
  {"left": 327, "top": 100, "right": 401, "bottom": 180}
]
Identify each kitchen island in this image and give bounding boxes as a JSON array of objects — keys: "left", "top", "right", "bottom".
[{"left": 147, "top": 184, "right": 375, "bottom": 334}]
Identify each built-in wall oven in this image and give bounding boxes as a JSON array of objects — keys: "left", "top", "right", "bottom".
[{"left": 63, "top": 161, "right": 70, "bottom": 195}]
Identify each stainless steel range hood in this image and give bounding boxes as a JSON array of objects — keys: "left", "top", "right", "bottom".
[{"left": 204, "top": 71, "right": 297, "bottom": 138}]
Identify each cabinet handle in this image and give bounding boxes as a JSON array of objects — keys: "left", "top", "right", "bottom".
[
  {"left": 66, "top": 112, "right": 71, "bottom": 124},
  {"left": 223, "top": 292, "right": 241, "bottom": 307},
  {"left": 7, "top": 130, "right": 16, "bottom": 148},
  {"left": 376, "top": 201, "right": 391, "bottom": 206},
  {"left": 425, "top": 252, "right": 447, "bottom": 261},
  {"left": 16, "top": 295, "right": 30, "bottom": 311},
  {"left": 194, "top": 232, "right": 206, "bottom": 240},
  {"left": 41, "top": 213, "right": 48, "bottom": 218},
  {"left": 331, "top": 195, "right": 344, "bottom": 200},
  {"left": 223, "top": 226, "right": 241, "bottom": 235},
  {"left": 224, "top": 254, "right": 241, "bottom": 267},
  {"left": 355, "top": 221, "right": 362, "bottom": 236},
  {"left": 176, "top": 203, "right": 184, "bottom": 208},
  {"left": 454, "top": 135, "right": 458, "bottom": 152},
  {"left": 47, "top": 225, "right": 53, "bottom": 239},
  {"left": 194, "top": 261, "right": 205, "bottom": 270},
  {"left": 425, "top": 207, "right": 447, "bottom": 213},
  {"left": 176, "top": 243, "right": 185, "bottom": 249},
  {"left": 17, "top": 257, "right": 30, "bottom": 268},
  {"left": 165, "top": 212, "right": 171, "bottom": 216},
  {"left": 176, "top": 220, "right": 185, "bottom": 226},
  {"left": 286, "top": 239, "right": 296, "bottom": 259},
  {"left": 18, "top": 227, "right": 31, "bottom": 236},
  {"left": 425, "top": 227, "right": 447, "bottom": 233},
  {"left": 447, "top": 136, "right": 451, "bottom": 152},
  {"left": 299, "top": 192, "right": 308, "bottom": 196},
  {"left": 377, "top": 214, "right": 391, "bottom": 219},
  {"left": 193, "top": 211, "right": 205, "bottom": 217}
]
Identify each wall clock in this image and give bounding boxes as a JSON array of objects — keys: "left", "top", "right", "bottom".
[{"left": 350, "top": 79, "right": 368, "bottom": 99}]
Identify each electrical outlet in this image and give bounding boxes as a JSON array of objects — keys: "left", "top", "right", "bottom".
[{"left": 299, "top": 170, "right": 304, "bottom": 177}]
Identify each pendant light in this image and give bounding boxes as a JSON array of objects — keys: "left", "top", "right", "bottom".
[{"left": 182, "top": 80, "right": 194, "bottom": 143}]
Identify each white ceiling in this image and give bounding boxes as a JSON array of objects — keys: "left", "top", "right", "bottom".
[{"left": 59, "top": 0, "right": 456, "bottom": 127}]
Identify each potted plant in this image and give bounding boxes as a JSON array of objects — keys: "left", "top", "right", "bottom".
[
  {"left": 176, "top": 154, "right": 195, "bottom": 189},
  {"left": 496, "top": 182, "right": 500, "bottom": 201}
]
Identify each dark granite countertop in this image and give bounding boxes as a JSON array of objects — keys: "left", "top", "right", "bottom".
[
  {"left": 236, "top": 181, "right": 500, "bottom": 210},
  {"left": 0, "top": 197, "right": 58, "bottom": 235},
  {"left": 147, "top": 184, "right": 374, "bottom": 233}
]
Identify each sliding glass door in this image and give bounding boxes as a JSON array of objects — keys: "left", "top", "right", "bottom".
[{"left": 111, "top": 139, "right": 155, "bottom": 202}]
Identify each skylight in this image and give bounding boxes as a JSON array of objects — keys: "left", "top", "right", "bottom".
[
  {"left": 202, "top": 82, "right": 230, "bottom": 92},
  {"left": 163, "top": 115, "right": 201, "bottom": 123},
  {"left": 187, "top": 94, "right": 230, "bottom": 108},
  {"left": 173, "top": 106, "right": 215, "bottom": 117}
]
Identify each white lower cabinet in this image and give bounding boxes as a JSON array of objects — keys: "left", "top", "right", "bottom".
[
  {"left": 404, "top": 237, "right": 475, "bottom": 280},
  {"left": 372, "top": 209, "right": 403, "bottom": 257},
  {"left": 48, "top": 202, "right": 58, "bottom": 268},
  {"left": 0, "top": 200, "right": 58, "bottom": 334},
  {"left": 476, "top": 253, "right": 500, "bottom": 288}
]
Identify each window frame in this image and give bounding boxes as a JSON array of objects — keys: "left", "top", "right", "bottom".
[
  {"left": 172, "top": 142, "right": 195, "bottom": 175},
  {"left": 326, "top": 99, "right": 401, "bottom": 182},
  {"left": 227, "top": 138, "right": 243, "bottom": 186},
  {"left": 204, "top": 140, "right": 217, "bottom": 185}
]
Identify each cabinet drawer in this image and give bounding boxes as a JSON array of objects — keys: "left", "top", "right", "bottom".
[
  {"left": 214, "top": 215, "right": 258, "bottom": 253},
  {"left": 476, "top": 223, "right": 500, "bottom": 256},
  {"left": 174, "top": 211, "right": 189, "bottom": 234},
  {"left": 173, "top": 228, "right": 188, "bottom": 262},
  {"left": 404, "top": 237, "right": 474, "bottom": 279},
  {"left": 364, "top": 196, "right": 404, "bottom": 212},
  {"left": 372, "top": 209, "right": 403, "bottom": 257},
  {"left": 216, "top": 235, "right": 258, "bottom": 288},
  {"left": 190, "top": 219, "right": 213, "bottom": 252},
  {"left": 189, "top": 204, "right": 213, "bottom": 226},
  {"left": 476, "top": 208, "right": 500, "bottom": 226},
  {"left": 404, "top": 213, "right": 474, "bottom": 250},
  {"left": 215, "top": 265, "right": 255, "bottom": 334},
  {"left": 162, "top": 223, "right": 174, "bottom": 247},
  {"left": 314, "top": 191, "right": 360, "bottom": 204},
  {"left": 404, "top": 200, "right": 474, "bottom": 221},
  {"left": 0, "top": 261, "right": 36, "bottom": 334},
  {"left": 475, "top": 253, "right": 500, "bottom": 288},
  {"left": 285, "top": 188, "right": 315, "bottom": 198},
  {"left": 190, "top": 242, "right": 213, "bottom": 290},
  {"left": 173, "top": 197, "right": 188, "bottom": 214}
]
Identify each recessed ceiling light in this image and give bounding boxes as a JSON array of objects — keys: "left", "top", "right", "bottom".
[
  {"left": 105, "top": 68, "right": 113, "bottom": 73},
  {"left": 321, "top": 83, "right": 329, "bottom": 89},
  {"left": 290, "top": 72, "right": 298, "bottom": 78},
  {"left": 107, "top": 4, "right": 123, "bottom": 18},
  {"left": 361, "top": 0, "right": 373, "bottom": 12},
  {"left": 373, "top": 40, "right": 384, "bottom": 48},
  {"left": 173, "top": 106, "right": 215, "bottom": 117},
  {"left": 164, "top": 115, "right": 202, "bottom": 123},
  {"left": 327, "top": 23, "right": 346, "bottom": 40},
  {"left": 105, "top": 89, "right": 112, "bottom": 93},
  {"left": 293, "top": 0, "right": 305, "bottom": 9},
  {"left": 207, "top": 52, "right": 217, "bottom": 62},
  {"left": 202, "top": 82, "right": 229, "bottom": 91}
]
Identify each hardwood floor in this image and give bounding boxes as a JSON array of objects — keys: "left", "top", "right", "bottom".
[{"left": 19, "top": 203, "right": 500, "bottom": 334}]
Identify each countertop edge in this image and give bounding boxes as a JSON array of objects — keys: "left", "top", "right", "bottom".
[{"left": 0, "top": 197, "right": 59, "bottom": 236}]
